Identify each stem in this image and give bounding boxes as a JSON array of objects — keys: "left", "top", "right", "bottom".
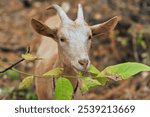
[
  {"left": 12, "top": 68, "right": 81, "bottom": 79},
  {"left": 61, "top": 75, "right": 78, "bottom": 79},
  {"left": 0, "top": 59, "right": 24, "bottom": 73},
  {"left": 12, "top": 68, "right": 43, "bottom": 78}
]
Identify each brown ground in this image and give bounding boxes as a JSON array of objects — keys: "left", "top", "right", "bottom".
[{"left": 0, "top": 0, "right": 150, "bottom": 99}]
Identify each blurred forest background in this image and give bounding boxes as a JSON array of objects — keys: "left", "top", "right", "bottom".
[{"left": 0, "top": 0, "right": 150, "bottom": 99}]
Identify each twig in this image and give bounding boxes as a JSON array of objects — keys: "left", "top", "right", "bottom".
[
  {"left": 0, "top": 46, "right": 31, "bottom": 74},
  {"left": 0, "top": 68, "right": 80, "bottom": 79},
  {"left": 0, "top": 59, "right": 24, "bottom": 73},
  {"left": 61, "top": 75, "right": 81, "bottom": 79},
  {"left": 12, "top": 68, "right": 47, "bottom": 78},
  {"left": 12, "top": 68, "right": 80, "bottom": 79},
  {"left": 26, "top": 46, "right": 31, "bottom": 53}
]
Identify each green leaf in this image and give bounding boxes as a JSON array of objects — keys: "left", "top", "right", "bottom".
[
  {"left": 43, "top": 67, "right": 64, "bottom": 77},
  {"left": 54, "top": 77, "right": 73, "bottom": 100},
  {"left": 87, "top": 65, "right": 108, "bottom": 85},
  {"left": 88, "top": 64, "right": 100, "bottom": 75},
  {"left": 5, "top": 70, "right": 20, "bottom": 80},
  {"left": 80, "top": 77, "right": 101, "bottom": 92},
  {"left": 95, "top": 77, "right": 109, "bottom": 86},
  {"left": 99, "top": 62, "right": 150, "bottom": 80},
  {"left": 21, "top": 53, "right": 37, "bottom": 61},
  {"left": 19, "top": 76, "right": 34, "bottom": 89}
]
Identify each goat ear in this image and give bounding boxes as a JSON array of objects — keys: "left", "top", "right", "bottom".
[
  {"left": 90, "top": 16, "right": 119, "bottom": 37},
  {"left": 31, "top": 18, "right": 57, "bottom": 38}
]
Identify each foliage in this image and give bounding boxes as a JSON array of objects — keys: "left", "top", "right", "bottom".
[
  {"left": 19, "top": 76, "right": 34, "bottom": 89},
  {"left": 80, "top": 77, "right": 101, "bottom": 92},
  {"left": 43, "top": 68, "right": 64, "bottom": 77},
  {"left": 54, "top": 77, "right": 73, "bottom": 100},
  {"left": 19, "top": 61, "right": 150, "bottom": 99},
  {"left": 2, "top": 53, "right": 150, "bottom": 100},
  {"left": 87, "top": 65, "right": 108, "bottom": 85},
  {"left": 99, "top": 62, "right": 150, "bottom": 80},
  {"left": 21, "top": 53, "right": 38, "bottom": 61}
]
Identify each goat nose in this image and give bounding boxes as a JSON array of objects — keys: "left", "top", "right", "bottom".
[{"left": 78, "top": 59, "right": 89, "bottom": 68}]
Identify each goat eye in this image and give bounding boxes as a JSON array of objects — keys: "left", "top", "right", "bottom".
[
  {"left": 88, "top": 35, "right": 92, "bottom": 40},
  {"left": 60, "top": 38, "right": 66, "bottom": 42}
]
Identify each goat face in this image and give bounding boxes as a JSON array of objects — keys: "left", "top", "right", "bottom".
[
  {"left": 31, "top": 4, "right": 119, "bottom": 71},
  {"left": 57, "top": 22, "right": 91, "bottom": 71}
]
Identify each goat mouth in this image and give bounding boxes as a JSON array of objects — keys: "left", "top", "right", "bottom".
[
  {"left": 72, "top": 65, "right": 79, "bottom": 73},
  {"left": 72, "top": 65, "right": 87, "bottom": 73}
]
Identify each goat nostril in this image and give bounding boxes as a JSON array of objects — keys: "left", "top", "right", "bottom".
[{"left": 78, "top": 59, "right": 88, "bottom": 68}]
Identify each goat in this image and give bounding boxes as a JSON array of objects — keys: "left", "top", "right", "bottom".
[{"left": 31, "top": 4, "right": 119, "bottom": 99}]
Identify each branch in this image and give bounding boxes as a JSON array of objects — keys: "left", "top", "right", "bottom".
[
  {"left": 0, "top": 46, "right": 31, "bottom": 74},
  {"left": 0, "top": 59, "right": 24, "bottom": 73}
]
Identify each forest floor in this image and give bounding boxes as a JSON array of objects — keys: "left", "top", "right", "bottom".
[{"left": 0, "top": 0, "right": 150, "bottom": 99}]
